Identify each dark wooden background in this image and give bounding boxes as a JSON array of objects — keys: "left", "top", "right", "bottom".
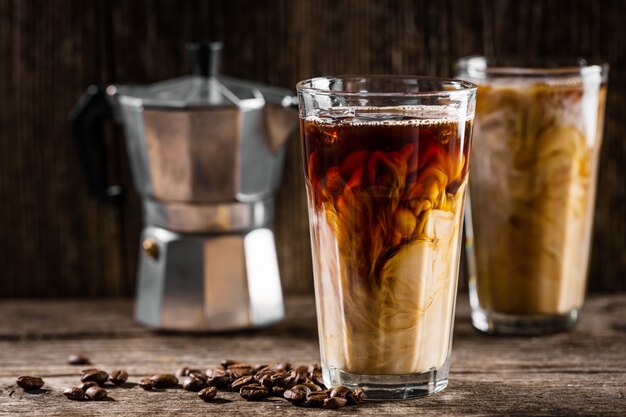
[{"left": 0, "top": 0, "right": 624, "bottom": 298}]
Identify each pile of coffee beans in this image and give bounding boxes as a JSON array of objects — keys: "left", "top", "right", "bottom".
[
  {"left": 181, "top": 359, "right": 366, "bottom": 409},
  {"left": 15, "top": 355, "right": 367, "bottom": 410}
]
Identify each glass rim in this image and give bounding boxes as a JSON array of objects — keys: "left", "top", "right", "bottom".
[
  {"left": 296, "top": 75, "right": 477, "bottom": 98},
  {"left": 456, "top": 56, "right": 609, "bottom": 79}
]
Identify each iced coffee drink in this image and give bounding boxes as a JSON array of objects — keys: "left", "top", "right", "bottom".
[
  {"left": 297, "top": 76, "right": 476, "bottom": 398},
  {"left": 458, "top": 58, "right": 608, "bottom": 334}
]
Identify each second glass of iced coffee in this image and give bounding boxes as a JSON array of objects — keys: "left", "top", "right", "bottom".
[
  {"left": 297, "top": 76, "right": 476, "bottom": 399},
  {"left": 457, "top": 57, "right": 608, "bottom": 335}
]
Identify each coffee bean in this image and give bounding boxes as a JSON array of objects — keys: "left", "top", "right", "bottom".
[
  {"left": 80, "top": 381, "right": 99, "bottom": 391},
  {"left": 188, "top": 370, "right": 207, "bottom": 382},
  {"left": 176, "top": 367, "right": 191, "bottom": 377},
  {"left": 302, "top": 381, "right": 322, "bottom": 392},
  {"left": 68, "top": 354, "right": 90, "bottom": 365},
  {"left": 308, "top": 364, "right": 321, "bottom": 374},
  {"left": 198, "top": 386, "right": 217, "bottom": 402},
  {"left": 323, "top": 396, "right": 347, "bottom": 409},
  {"left": 329, "top": 385, "right": 351, "bottom": 398},
  {"left": 353, "top": 387, "right": 367, "bottom": 403},
  {"left": 269, "top": 371, "right": 289, "bottom": 387},
  {"left": 63, "top": 387, "right": 85, "bottom": 401},
  {"left": 240, "top": 383, "right": 269, "bottom": 401},
  {"left": 253, "top": 363, "right": 270, "bottom": 373},
  {"left": 254, "top": 372, "right": 274, "bottom": 388},
  {"left": 139, "top": 378, "right": 154, "bottom": 390},
  {"left": 227, "top": 364, "right": 254, "bottom": 379},
  {"left": 81, "top": 369, "right": 109, "bottom": 386},
  {"left": 256, "top": 361, "right": 292, "bottom": 373},
  {"left": 231, "top": 375, "right": 255, "bottom": 391},
  {"left": 205, "top": 368, "right": 231, "bottom": 388},
  {"left": 110, "top": 370, "right": 128, "bottom": 385},
  {"left": 283, "top": 388, "right": 306, "bottom": 405},
  {"left": 182, "top": 377, "right": 205, "bottom": 392},
  {"left": 177, "top": 367, "right": 204, "bottom": 378},
  {"left": 305, "top": 391, "right": 328, "bottom": 407},
  {"left": 272, "top": 385, "right": 287, "bottom": 396},
  {"left": 151, "top": 374, "right": 178, "bottom": 388},
  {"left": 85, "top": 386, "right": 107, "bottom": 401},
  {"left": 288, "top": 369, "right": 308, "bottom": 386},
  {"left": 291, "top": 384, "right": 312, "bottom": 395},
  {"left": 16, "top": 376, "right": 44, "bottom": 391},
  {"left": 221, "top": 359, "right": 239, "bottom": 369},
  {"left": 311, "top": 371, "right": 325, "bottom": 388},
  {"left": 292, "top": 365, "right": 309, "bottom": 379}
]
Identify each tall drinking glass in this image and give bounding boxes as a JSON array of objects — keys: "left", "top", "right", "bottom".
[
  {"left": 457, "top": 57, "right": 608, "bottom": 334},
  {"left": 297, "top": 76, "right": 476, "bottom": 399}
]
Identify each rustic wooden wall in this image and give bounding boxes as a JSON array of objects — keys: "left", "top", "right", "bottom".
[{"left": 0, "top": 0, "right": 624, "bottom": 297}]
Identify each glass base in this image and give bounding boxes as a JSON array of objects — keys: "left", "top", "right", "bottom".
[
  {"left": 472, "top": 307, "right": 579, "bottom": 335},
  {"left": 322, "top": 361, "right": 449, "bottom": 400}
]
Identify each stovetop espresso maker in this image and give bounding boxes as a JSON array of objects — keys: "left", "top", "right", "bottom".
[{"left": 71, "top": 42, "right": 297, "bottom": 331}]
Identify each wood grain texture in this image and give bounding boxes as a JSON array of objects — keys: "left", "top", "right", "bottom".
[
  {"left": 0, "top": 295, "right": 624, "bottom": 415},
  {"left": 0, "top": 0, "right": 624, "bottom": 297}
]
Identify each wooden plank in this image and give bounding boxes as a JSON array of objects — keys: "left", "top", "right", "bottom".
[
  {"left": 0, "top": 0, "right": 625, "bottom": 297},
  {"left": 0, "top": 295, "right": 624, "bottom": 415}
]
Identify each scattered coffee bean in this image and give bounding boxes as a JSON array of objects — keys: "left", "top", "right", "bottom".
[
  {"left": 85, "top": 386, "right": 108, "bottom": 401},
  {"left": 303, "top": 381, "right": 322, "bottom": 392},
  {"left": 198, "top": 386, "right": 217, "bottom": 402},
  {"left": 291, "top": 384, "right": 312, "bottom": 395},
  {"left": 311, "top": 371, "right": 325, "bottom": 387},
  {"left": 177, "top": 367, "right": 204, "bottom": 378},
  {"left": 288, "top": 369, "right": 308, "bottom": 386},
  {"left": 110, "top": 370, "right": 128, "bottom": 385},
  {"left": 240, "top": 383, "right": 269, "bottom": 401},
  {"left": 68, "top": 354, "right": 90, "bottom": 366},
  {"left": 151, "top": 374, "right": 178, "bottom": 388},
  {"left": 305, "top": 391, "right": 328, "bottom": 407},
  {"left": 283, "top": 387, "right": 307, "bottom": 405},
  {"left": 81, "top": 369, "right": 109, "bottom": 386},
  {"left": 272, "top": 385, "right": 287, "bottom": 396},
  {"left": 139, "top": 378, "right": 154, "bottom": 390},
  {"left": 205, "top": 369, "right": 231, "bottom": 388},
  {"left": 220, "top": 359, "right": 239, "bottom": 369},
  {"left": 269, "top": 371, "right": 289, "bottom": 387},
  {"left": 79, "top": 381, "right": 99, "bottom": 391},
  {"left": 63, "top": 387, "right": 85, "bottom": 401},
  {"left": 324, "top": 396, "right": 348, "bottom": 409},
  {"left": 231, "top": 375, "right": 255, "bottom": 391},
  {"left": 253, "top": 363, "right": 269, "bottom": 373},
  {"left": 354, "top": 387, "right": 367, "bottom": 403},
  {"left": 308, "top": 364, "right": 321, "bottom": 374},
  {"left": 177, "top": 366, "right": 191, "bottom": 377},
  {"left": 256, "top": 361, "right": 291, "bottom": 373},
  {"left": 188, "top": 370, "right": 207, "bottom": 382},
  {"left": 254, "top": 372, "right": 274, "bottom": 388},
  {"left": 182, "top": 377, "right": 205, "bottom": 392},
  {"left": 227, "top": 364, "right": 254, "bottom": 379},
  {"left": 329, "top": 385, "right": 350, "bottom": 398},
  {"left": 16, "top": 376, "right": 44, "bottom": 391}
]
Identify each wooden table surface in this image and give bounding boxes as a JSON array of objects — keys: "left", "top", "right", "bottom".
[{"left": 0, "top": 294, "right": 625, "bottom": 416}]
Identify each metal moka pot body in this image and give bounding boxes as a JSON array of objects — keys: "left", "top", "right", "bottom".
[{"left": 71, "top": 43, "right": 297, "bottom": 331}]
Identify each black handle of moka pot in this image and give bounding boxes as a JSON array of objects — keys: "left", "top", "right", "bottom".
[{"left": 69, "top": 85, "right": 123, "bottom": 203}]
